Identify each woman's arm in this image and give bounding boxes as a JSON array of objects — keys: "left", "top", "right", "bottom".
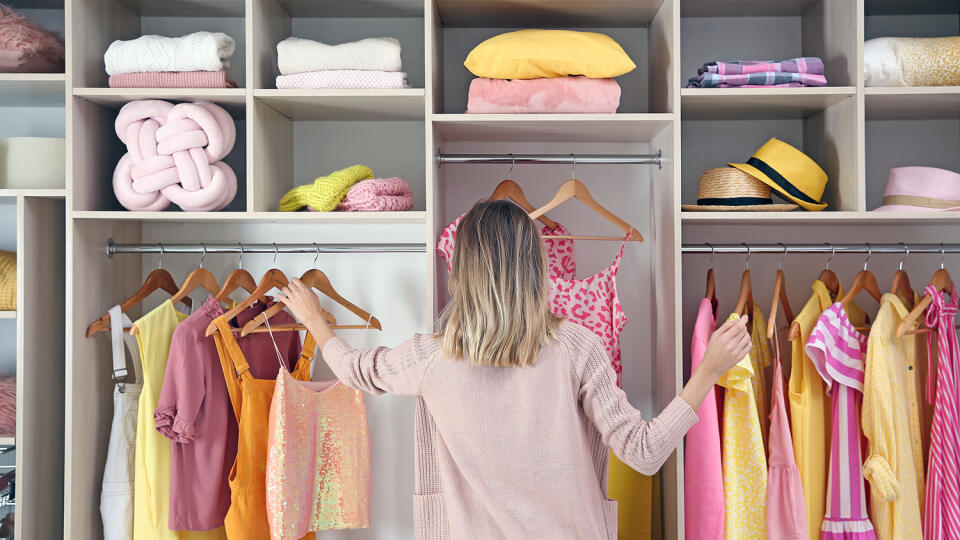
[
  {"left": 580, "top": 317, "right": 751, "bottom": 475},
  {"left": 277, "top": 279, "right": 431, "bottom": 395}
]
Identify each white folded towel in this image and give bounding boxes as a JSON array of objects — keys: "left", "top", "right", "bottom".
[
  {"left": 277, "top": 36, "right": 402, "bottom": 75},
  {"left": 104, "top": 31, "right": 235, "bottom": 75}
]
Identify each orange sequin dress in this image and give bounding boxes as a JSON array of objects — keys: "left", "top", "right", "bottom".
[
  {"left": 212, "top": 316, "right": 315, "bottom": 540},
  {"left": 266, "top": 368, "right": 371, "bottom": 538}
]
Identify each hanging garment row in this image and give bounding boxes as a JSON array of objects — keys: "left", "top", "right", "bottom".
[
  {"left": 86, "top": 248, "right": 381, "bottom": 539},
  {"left": 683, "top": 242, "right": 959, "bottom": 540}
]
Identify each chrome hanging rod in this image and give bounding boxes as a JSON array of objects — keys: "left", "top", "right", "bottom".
[
  {"left": 436, "top": 151, "right": 662, "bottom": 168},
  {"left": 682, "top": 243, "right": 960, "bottom": 254},
  {"left": 106, "top": 240, "right": 425, "bottom": 258}
]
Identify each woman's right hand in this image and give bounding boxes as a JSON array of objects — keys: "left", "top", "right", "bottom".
[{"left": 700, "top": 317, "right": 752, "bottom": 379}]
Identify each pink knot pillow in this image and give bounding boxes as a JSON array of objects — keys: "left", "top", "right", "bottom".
[{"left": 112, "top": 100, "right": 238, "bottom": 212}]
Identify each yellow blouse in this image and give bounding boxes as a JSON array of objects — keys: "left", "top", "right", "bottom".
[
  {"left": 719, "top": 312, "right": 767, "bottom": 539},
  {"left": 862, "top": 293, "right": 925, "bottom": 540}
]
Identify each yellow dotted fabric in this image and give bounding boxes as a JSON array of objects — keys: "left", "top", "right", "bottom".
[
  {"left": 0, "top": 251, "right": 16, "bottom": 311},
  {"left": 278, "top": 165, "right": 374, "bottom": 212}
]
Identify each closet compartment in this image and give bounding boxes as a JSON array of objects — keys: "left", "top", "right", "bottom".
[
  {"left": 680, "top": 0, "right": 857, "bottom": 88},
  {"left": 250, "top": 0, "right": 425, "bottom": 89},
  {"left": 250, "top": 97, "right": 426, "bottom": 214},
  {"left": 66, "top": 219, "right": 428, "bottom": 539},
  {"left": 0, "top": 79, "right": 66, "bottom": 193},
  {"left": 0, "top": 0, "right": 65, "bottom": 75},
  {"left": 71, "top": 94, "right": 247, "bottom": 214},
  {"left": 680, "top": 93, "right": 859, "bottom": 213},
  {"left": 864, "top": 0, "right": 959, "bottom": 42},
  {"left": 70, "top": 0, "right": 246, "bottom": 88},
  {"left": 431, "top": 0, "right": 677, "bottom": 114}
]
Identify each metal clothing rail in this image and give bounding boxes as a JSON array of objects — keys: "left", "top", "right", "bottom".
[
  {"left": 682, "top": 243, "right": 960, "bottom": 254},
  {"left": 436, "top": 151, "right": 663, "bottom": 168},
  {"left": 106, "top": 240, "right": 426, "bottom": 257}
]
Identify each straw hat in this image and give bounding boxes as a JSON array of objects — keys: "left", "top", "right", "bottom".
[
  {"left": 682, "top": 167, "right": 799, "bottom": 211},
  {"left": 728, "top": 137, "right": 828, "bottom": 211}
]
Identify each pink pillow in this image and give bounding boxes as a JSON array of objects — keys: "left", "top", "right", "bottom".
[{"left": 0, "top": 4, "right": 65, "bottom": 73}]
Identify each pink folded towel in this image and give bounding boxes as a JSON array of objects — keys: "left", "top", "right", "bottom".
[
  {"left": 335, "top": 177, "right": 413, "bottom": 212},
  {"left": 108, "top": 70, "right": 237, "bottom": 88},
  {"left": 466, "top": 76, "right": 621, "bottom": 114},
  {"left": 276, "top": 70, "right": 409, "bottom": 89}
]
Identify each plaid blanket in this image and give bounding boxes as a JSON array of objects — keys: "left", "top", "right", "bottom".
[
  {"left": 698, "top": 57, "right": 824, "bottom": 75},
  {"left": 687, "top": 71, "right": 827, "bottom": 88}
]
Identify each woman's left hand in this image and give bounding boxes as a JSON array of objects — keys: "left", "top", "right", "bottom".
[{"left": 277, "top": 278, "right": 326, "bottom": 325}]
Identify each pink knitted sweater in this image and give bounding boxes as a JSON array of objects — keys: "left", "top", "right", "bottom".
[{"left": 321, "top": 321, "right": 698, "bottom": 539}]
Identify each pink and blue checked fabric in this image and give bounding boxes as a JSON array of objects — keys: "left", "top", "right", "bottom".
[
  {"left": 687, "top": 71, "right": 827, "bottom": 88},
  {"left": 698, "top": 57, "right": 825, "bottom": 76}
]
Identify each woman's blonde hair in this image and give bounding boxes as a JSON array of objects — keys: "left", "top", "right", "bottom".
[{"left": 438, "top": 200, "right": 560, "bottom": 367}]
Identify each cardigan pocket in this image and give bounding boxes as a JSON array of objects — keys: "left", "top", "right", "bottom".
[
  {"left": 413, "top": 493, "right": 448, "bottom": 540},
  {"left": 602, "top": 498, "right": 618, "bottom": 540}
]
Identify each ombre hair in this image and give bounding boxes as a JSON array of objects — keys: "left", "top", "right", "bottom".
[{"left": 438, "top": 200, "right": 560, "bottom": 367}]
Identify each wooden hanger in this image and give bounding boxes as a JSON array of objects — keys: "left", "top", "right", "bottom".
[
  {"left": 490, "top": 157, "right": 558, "bottom": 230},
  {"left": 733, "top": 244, "right": 754, "bottom": 323},
  {"left": 241, "top": 267, "right": 381, "bottom": 336},
  {"left": 890, "top": 243, "right": 914, "bottom": 302},
  {"left": 133, "top": 246, "right": 220, "bottom": 335},
  {"left": 204, "top": 246, "right": 291, "bottom": 337},
  {"left": 214, "top": 244, "right": 259, "bottom": 303},
  {"left": 85, "top": 245, "right": 191, "bottom": 337},
  {"left": 790, "top": 245, "right": 842, "bottom": 340},
  {"left": 897, "top": 247, "right": 955, "bottom": 337},
  {"left": 840, "top": 245, "right": 883, "bottom": 308},
  {"left": 767, "top": 244, "right": 795, "bottom": 340},
  {"left": 705, "top": 244, "right": 716, "bottom": 304},
  {"left": 528, "top": 179, "right": 643, "bottom": 242}
]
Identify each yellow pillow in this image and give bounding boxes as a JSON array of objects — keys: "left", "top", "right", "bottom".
[{"left": 464, "top": 29, "right": 636, "bottom": 80}]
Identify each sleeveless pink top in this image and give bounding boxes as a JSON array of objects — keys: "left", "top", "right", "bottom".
[{"left": 437, "top": 217, "right": 628, "bottom": 384}]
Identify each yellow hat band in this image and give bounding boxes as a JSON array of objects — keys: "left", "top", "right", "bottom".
[{"left": 746, "top": 157, "right": 821, "bottom": 205}]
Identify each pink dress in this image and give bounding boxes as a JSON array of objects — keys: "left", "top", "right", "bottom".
[
  {"left": 922, "top": 286, "right": 960, "bottom": 540},
  {"left": 767, "top": 326, "right": 807, "bottom": 539},
  {"left": 806, "top": 303, "right": 877, "bottom": 540},
  {"left": 684, "top": 298, "right": 725, "bottom": 539}
]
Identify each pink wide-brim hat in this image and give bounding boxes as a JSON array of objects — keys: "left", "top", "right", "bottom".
[{"left": 874, "top": 166, "right": 960, "bottom": 212}]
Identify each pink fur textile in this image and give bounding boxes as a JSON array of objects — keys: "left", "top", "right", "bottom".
[
  {"left": 109, "top": 70, "right": 237, "bottom": 88},
  {"left": 0, "top": 4, "right": 64, "bottom": 73},
  {"left": 335, "top": 177, "right": 414, "bottom": 212},
  {"left": 466, "top": 76, "right": 620, "bottom": 114}
]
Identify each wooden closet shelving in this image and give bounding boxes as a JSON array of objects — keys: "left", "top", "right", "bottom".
[{"left": 0, "top": 0, "right": 953, "bottom": 537}]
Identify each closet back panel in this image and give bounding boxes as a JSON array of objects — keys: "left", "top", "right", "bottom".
[
  {"left": 864, "top": 13, "right": 959, "bottom": 39},
  {"left": 865, "top": 118, "right": 960, "bottom": 211},
  {"left": 436, "top": 140, "right": 658, "bottom": 412},
  {"left": 0, "top": 108, "right": 66, "bottom": 138},
  {"left": 439, "top": 27, "right": 651, "bottom": 114}
]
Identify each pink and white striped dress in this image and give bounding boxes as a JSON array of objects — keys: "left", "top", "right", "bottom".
[
  {"left": 923, "top": 286, "right": 960, "bottom": 540},
  {"left": 806, "top": 303, "right": 877, "bottom": 540}
]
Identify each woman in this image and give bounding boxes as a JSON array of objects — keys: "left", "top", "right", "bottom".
[{"left": 278, "top": 200, "right": 751, "bottom": 539}]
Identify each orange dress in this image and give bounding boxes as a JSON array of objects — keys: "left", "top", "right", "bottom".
[{"left": 212, "top": 315, "right": 315, "bottom": 540}]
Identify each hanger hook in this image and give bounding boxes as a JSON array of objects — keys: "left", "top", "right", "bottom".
[
  {"left": 825, "top": 243, "right": 835, "bottom": 270},
  {"left": 507, "top": 153, "right": 515, "bottom": 179},
  {"left": 941, "top": 243, "right": 945, "bottom": 270},
  {"left": 158, "top": 242, "right": 164, "bottom": 270},
  {"left": 570, "top": 153, "right": 576, "bottom": 177},
  {"left": 705, "top": 242, "right": 714, "bottom": 267},
  {"left": 899, "top": 242, "right": 908, "bottom": 271},
  {"left": 273, "top": 243, "right": 279, "bottom": 267},
  {"left": 200, "top": 242, "right": 206, "bottom": 269},
  {"left": 313, "top": 242, "right": 320, "bottom": 267},
  {"left": 778, "top": 242, "right": 788, "bottom": 270},
  {"left": 863, "top": 243, "right": 872, "bottom": 271},
  {"left": 237, "top": 243, "right": 244, "bottom": 270},
  {"left": 742, "top": 242, "right": 750, "bottom": 270}
]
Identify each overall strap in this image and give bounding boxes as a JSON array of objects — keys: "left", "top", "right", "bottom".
[
  {"left": 213, "top": 315, "right": 252, "bottom": 380},
  {"left": 213, "top": 330, "right": 243, "bottom": 422},
  {"left": 108, "top": 306, "right": 140, "bottom": 385},
  {"left": 293, "top": 331, "right": 317, "bottom": 380}
]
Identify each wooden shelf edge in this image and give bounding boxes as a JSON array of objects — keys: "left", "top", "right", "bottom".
[
  {"left": 0, "top": 436, "right": 14, "bottom": 446},
  {"left": 681, "top": 86, "right": 856, "bottom": 97},
  {"left": 681, "top": 211, "right": 960, "bottom": 223},
  {"left": 432, "top": 112, "right": 675, "bottom": 122},
  {"left": 72, "top": 210, "right": 428, "bottom": 223},
  {"left": 0, "top": 312, "right": 16, "bottom": 319},
  {"left": 0, "top": 73, "right": 65, "bottom": 82},
  {"left": 255, "top": 88, "right": 426, "bottom": 98},
  {"left": 864, "top": 86, "right": 960, "bottom": 96},
  {"left": 0, "top": 189, "right": 66, "bottom": 198}
]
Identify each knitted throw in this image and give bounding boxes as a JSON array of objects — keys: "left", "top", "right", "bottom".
[
  {"left": 278, "top": 165, "right": 373, "bottom": 212},
  {"left": 335, "top": 177, "right": 413, "bottom": 212}
]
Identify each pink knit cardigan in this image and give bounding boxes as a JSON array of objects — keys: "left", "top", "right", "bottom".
[{"left": 321, "top": 321, "right": 698, "bottom": 539}]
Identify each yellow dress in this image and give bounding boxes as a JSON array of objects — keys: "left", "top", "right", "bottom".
[
  {"left": 132, "top": 300, "right": 227, "bottom": 540},
  {"left": 862, "top": 293, "right": 925, "bottom": 540},
  {"left": 750, "top": 306, "right": 772, "bottom": 445},
  {"left": 608, "top": 452, "right": 659, "bottom": 540},
  {"left": 719, "top": 312, "right": 767, "bottom": 539}
]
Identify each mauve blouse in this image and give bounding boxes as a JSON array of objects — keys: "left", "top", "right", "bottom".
[{"left": 154, "top": 296, "right": 302, "bottom": 531}]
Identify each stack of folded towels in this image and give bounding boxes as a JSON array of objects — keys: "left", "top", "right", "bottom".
[
  {"left": 464, "top": 29, "right": 635, "bottom": 114},
  {"left": 104, "top": 31, "right": 237, "bottom": 88},
  {"left": 275, "top": 37, "right": 409, "bottom": 89},
  {"left": 686, "top": 57, "right": 827, "bottom": 88},
  {"left": 278, "top": 165, "right": 414, "bottom": 212}
]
